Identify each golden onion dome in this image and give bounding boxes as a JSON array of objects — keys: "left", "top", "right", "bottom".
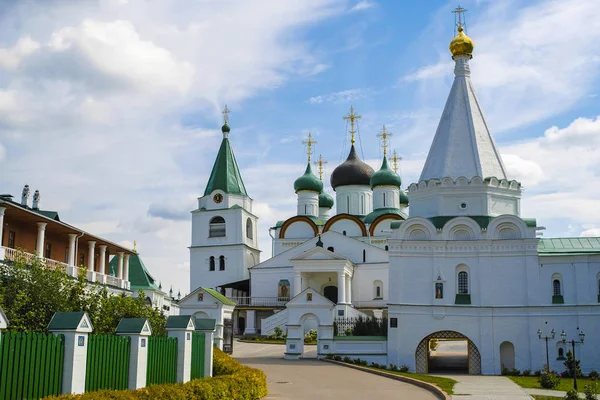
[{"left": 449, "top": 26, "right": 474, "bottom": 58}]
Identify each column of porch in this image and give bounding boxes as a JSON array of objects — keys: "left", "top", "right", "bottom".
[
  {"left": 98, "top": 245, "right": 107, "bottom": 284},
  {"left": 345, "top": 275, "right": 352, "bottom": 304},
  {"left": 87, "top": 241, "right": 96, "bottom": 281},
  {"left": 0, "top": 206, "right": 5, "bottom": 247},
  {"left": 123, "top": 254, "right": 130, "bottom": 290},
  {"left": 36, "top": 222, "right": 47, "bottom": 256},
  {"left": 293, "top": 271, "right": 302, "bottom": 297},
  {"left": 117, "top": 252, "right": 124, "bottom": 285},
  {"left": 338, "top": 272, "right": 346, "bottom": 304}
]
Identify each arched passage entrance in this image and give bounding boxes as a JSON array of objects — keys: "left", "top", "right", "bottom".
[
  {"left": 415, "top": 331, "right": 481, "bottom": 374},
  {"left": 323, "top": 286, "right": 338, "bottom": 304},
  {"left": 500, "top": 341, "right": 515, "bottom": 371}
]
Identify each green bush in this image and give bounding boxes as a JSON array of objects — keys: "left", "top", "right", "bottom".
[
  {"left": 539, "top": 371, "right": 561, "bottom": 389},
  {"left": 399, "top": 364, "right": 410, "bottom": 372},
  {"left": 562, "top": 350, "right": 583, "bottom": 378},
  {"left": 563, "top": 389, "right": 579, "bottom": 400},
  {"left": 43, "top": 348, "right": 267, "bottom": 400},
  {"left": 583, "top": 381, "right": 598, "bottom": 400},
  {"left": 274, "top": 326, "right": 283, "bottom": 339},
  {"left": 588, "top": 370, "right": 599, "bottom": 380},
  {"left": 522, "top": 369, "right": 531, "bottom": 377}
]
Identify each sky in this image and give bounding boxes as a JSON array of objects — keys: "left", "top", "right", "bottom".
[{"left": 1, "top": 0, "right": 600, "bottom": 294}]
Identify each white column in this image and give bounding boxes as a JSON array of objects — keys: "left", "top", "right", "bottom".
[
  {"left": 117, "top": 252, "right": 124, "bottom": 279},
  {"left": 346, "top": 275, "right": 352, "bottom": 304},
  {"left": 87, "top": 241, "right": 96, "bottom": 272},
  {"left": 123, "top": 254, "right": 130, "bottom": 289},
  {"left": 36, "top": 222, "right": 47, "bottom": 256},
  {"left": 293, "top": 271, "right": 302, "bottom": 297},
  {"left": 67, "top": 234, "right": 77, "bottom": 266},
  {"left": 245, "top": 310, "right": 256, "bottom": 335},
  {"left": 338, "top": 272, "right": 346, "bottom": 304},
  {"left": 167, "top": 324, "right": 194, "bottom": 383},
  {"left": 98, "top": 245, "right": 107, "bottom": 275},
  {"left": 0, "top": 207, "right": 6, "bottom": 248}
]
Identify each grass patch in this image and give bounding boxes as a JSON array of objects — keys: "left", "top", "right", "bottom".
[
  {"left": 363, "top": 366, "right": 457, "bottom": 395},
  {"left": 508, "top": 375, "right": 596, "bottom": 392},
  {"left": 531, "top": 396, "right": 563, "bottom": 400}
]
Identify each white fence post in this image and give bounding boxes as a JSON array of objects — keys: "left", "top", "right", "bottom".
[
  {"left": 47, "top": 312, "right": 93, "bottom": 394},
  {"left": 166, "top": 315, "right": 195, "bottom": 383},
  {"left": 194, "top": 318, "right": 216, "bottom": 378},
  {"left": 116, "top": 318, "right": 152, "bottom": 389},
  {"left": 0, "top": 306, "right": 8, "bottom": 346}
]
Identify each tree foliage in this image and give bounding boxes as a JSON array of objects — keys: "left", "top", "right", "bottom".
[{"left": 0, "top": 252, "right": 166, "bottom": 335}]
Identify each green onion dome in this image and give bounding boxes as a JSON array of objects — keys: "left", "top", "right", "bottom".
[
  {"left": 330, "top": 145, "right": 375, "bottom": 190},
  {"left": 294, "top": 163, "right": 323, "bottom": 193},
  {"left": 370, "top": 157, "right": 401, "bottom": 188},
  {"left": 221, "top": 123, "right": 230, "bottom": 133},
  {"left": 318, "top": 191, "right": 334, "bottom": 209},
  {"left": 400, "top": 190, "right": 409, "bottom": 206}
]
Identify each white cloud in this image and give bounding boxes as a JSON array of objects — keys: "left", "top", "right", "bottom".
[
  {"left": 0, "top": 36, "right": 40, "bottom": 70},
  {"left": 349, "top": 1, "right": 375, "bottom": 13},
  {"left": 308, "top": 88, "right": 371, "bottom": 104}
]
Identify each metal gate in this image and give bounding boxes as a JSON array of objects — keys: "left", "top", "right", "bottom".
[
  {"left": 190, "top": 332, "right": 206, "bottom": 380},
  {"left": 223, "top": 318, "right": 233, "bottom": 354}
]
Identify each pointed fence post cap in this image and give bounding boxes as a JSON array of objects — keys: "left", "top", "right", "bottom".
[
  {"left": 116, "top": 318, "right": 152, "bottom": 336},
  {"left": 47, "top": 311, "right": 93, "bottom": 333},
  {"left": 194, "top": 318, "right": 216, "bottom": 332}
]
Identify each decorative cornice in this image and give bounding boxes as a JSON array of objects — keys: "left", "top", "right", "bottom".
[{"left": 408, "top": 176, "right": 521, "bottom": 193}]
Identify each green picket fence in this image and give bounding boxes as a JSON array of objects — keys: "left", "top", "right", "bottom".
[
  {"left": 190, "top": 331, "right": 206, "bottom": 380},
  {"left": 146, "top": 336, "right": 177, "bottom": 385},
  {"left": 85, "top": 334, "right": 131, "bottom": 392},
  {"left": 0, "top": 332, "right": 65, "bottom": 400}
]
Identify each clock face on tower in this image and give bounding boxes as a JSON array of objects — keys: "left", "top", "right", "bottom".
[{"left": 213, "top": 193, "right": 223, "bottom": 204}]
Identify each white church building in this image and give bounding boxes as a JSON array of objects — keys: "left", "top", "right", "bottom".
[{"left": 183, "top": 20, "right": 600, "bottom": 375}]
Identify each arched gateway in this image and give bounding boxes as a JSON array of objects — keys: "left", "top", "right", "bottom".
[{"left": 415, "top": 330, "right": 481, "bottom": 374}]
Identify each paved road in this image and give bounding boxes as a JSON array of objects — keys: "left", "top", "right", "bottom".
[{"left": 233, "top": 341, "right": 437, "bottom": 400}]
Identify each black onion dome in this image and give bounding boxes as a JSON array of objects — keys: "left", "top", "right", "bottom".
[{"left": 330, "top": 145, "right": 375, "bottom": 190}]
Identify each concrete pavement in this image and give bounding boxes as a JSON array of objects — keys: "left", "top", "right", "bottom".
[{"left": 233, "top": 340, "right": 437, "bottom": 400}]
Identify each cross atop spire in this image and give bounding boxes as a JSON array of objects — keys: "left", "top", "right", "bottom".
[
  {"left": 452, "top": 5, "right": 468, "bottom": 29},
  {"left": 133, "top": 240, "right": 137, "bottom": 252},
  {"left": 343, "top": 106, "right": 362, "bottom": 145},
  {"left": 377, "top": 125, "right": 392, "bottom": 157},
  {"left": 391, "top": 150, "right": 402, "bottom": 173},
  {"left": 302, "top": 133, "right": 318, "bottom": 163},
  {"left": 314, "top": 154, "right": 328, "bottom": 180},
  {"left": 222, "top": 104, "right": 230, "bottom": 124}
]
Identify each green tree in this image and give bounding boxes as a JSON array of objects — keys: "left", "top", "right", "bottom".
[
  {"left": 563, "top": 350, "right": 583, "bottom": 378},
  {"left": 0, "top": 251, "right": 166, "bottom": 335}
]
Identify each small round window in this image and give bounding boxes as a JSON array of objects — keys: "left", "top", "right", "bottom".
[{"left": 460, "top": 202, "right": 467, "bottom": 210}]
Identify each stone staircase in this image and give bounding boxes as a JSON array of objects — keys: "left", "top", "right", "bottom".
[{"left": 261, "top": 309, "right": 288, "bottom": 336}]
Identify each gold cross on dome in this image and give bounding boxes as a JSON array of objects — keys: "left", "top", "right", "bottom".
[
  {"left": 376, "top": 125, "right": 393, "bottom": 157},
  {"left": 392, "top": 150, "right": 402, "bottom": 173},
  {"left": 343, "top": 106, "right": 362, "bottom": 144},
  {"left": 222, "top": 104, "right": 230, "bottom": 124},
  {"left": 302, "top": 133, "right": 318, "bottom": 162},
  {"left": 133, "top": 240, "right": 137, "bottom": 251},
  {"left": 452, "top": 5, "right": 468, "bottom": 28},
  {"left": 314, "top": 154, "right": 328, "bottom": 180}
]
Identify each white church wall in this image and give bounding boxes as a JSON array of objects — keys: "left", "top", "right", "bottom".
[
  {"left": 335, "top": 185, "right": 373, "bottom": 216},
  {"left": 251, "top": 267, "right": 293, "bottom": 298},
  {"left": 370, "top": 219, "right": 397, "bottom": 237},
  {"left": 539, "top": 256, "right": 600, "bottom": 305},
  {"left": 284, "top": 221, "right": 316, "bottom": 239},
  {"left": 352, "top": 263, "right": 388, "bottom": 305},
  {"left": 326, "top": 219, "right": 363, "bottom": 237},
  {"left": 190, "top": 245, "right": 249, "bottom": 291},
  {"left": 331, "top": 338, "right": 388, "bottom": 365}
]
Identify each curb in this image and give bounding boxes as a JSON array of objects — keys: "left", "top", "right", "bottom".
[
  {"left": 237, "top": 340, "right": 317, "bottom": 346},
  {"left": 322, "top": 359, "right": 452, "bottom": 400}
]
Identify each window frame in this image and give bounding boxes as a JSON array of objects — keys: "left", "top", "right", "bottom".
[
  {"left": 219, "top": 255, "right": 225, "bottom": 271},
  {"left": 457, "top": 271, "right": 469, "bottom": 294},
  {"left": 209, "top": 216, "right": 226, "bottom": 238},
  {"left": 209, "top": 256, "right": 215, "bottom": 271}
]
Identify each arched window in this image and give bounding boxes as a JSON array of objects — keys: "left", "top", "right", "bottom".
[
  {"left": 373, "top": 280, "right": 383, "bottom": 299},
  {"left": 362, "top": 249, "right": 366, "bottom": 262},
  {"left": 327, "top": 246, "right": 334, "bottom": 252},
  {"left": 209, "top": 256, "right": 215, "bottom": 271},
  {"left": 376, "top": 286, "right": 381, "bottom": 298},
  {"left": 219, "top": 255, "right": 225, "bottom": 271},
  {"left": 343, "top": 230, "right": 347, "bottom": 236},
  {"left": 458, "top": 271, "right": 469, "bottom": 294},
  {"left": 383, "top": 192, "right": 386, "bottom": 207},
  {"left": 558, "top": 348, "right": 565, "bottom": 360},
  {"left": 246, "top": 218, "right": 253, "bottom": 239},
  {"left": 385, "top": 245, "right": 389, "bottom": 251},
  {"left": 553, "top": 279, "right": 561, "bottom": 296},
  {"left": 209, "top": 216, "right": 226, "bottom": 237}
]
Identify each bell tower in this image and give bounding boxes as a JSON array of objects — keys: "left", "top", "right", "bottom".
[{"left": 189, "top": 105, "right": 260, "bottom": 292}]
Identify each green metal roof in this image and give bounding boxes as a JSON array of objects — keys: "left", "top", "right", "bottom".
[
  {"left": 194, "top": 318, "right": 217, "bottom": 331},
  {"left": 47, "top": 312, "right": 87, "bottom": 330},
  {"left": 370, "top": 157, "right": 401, "bottom": 188},
  {"left": 390, "top": 221, "right": 404, "bottom": 229},
  {"left": 294, "top": 163, "right": 323, "bottom": 193},
  {"left": 165, "top": 315, "right": 194, "bottom": 329},
  {"left": 203, "top": 137, "right": 247, "bottom": 196},
  {"left": 364, "top": 208, "right": 407, "bottom": 225},
  {"left": 538, "top": 238, "right": 600, "bottom": 255},
  {"left": 318, "top": 191, "right": 334, "bottom": 209},
  {"left": 115, "top": 318, "right": 150, "bottom": 334},
  {"left": 109, "top": 253, "right": 158, "bottom": 290},
  {"left": 203, "top": 288, "right": 236, "bottom": 306}
]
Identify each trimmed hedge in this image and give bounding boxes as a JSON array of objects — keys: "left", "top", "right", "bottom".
[{"left": 43, "top": 348, "right": 267, "bottom": 400}]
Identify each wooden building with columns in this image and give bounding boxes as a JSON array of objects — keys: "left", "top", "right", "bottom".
[{"left": 0, "top": 186, "right": 135, "bottom": 291}]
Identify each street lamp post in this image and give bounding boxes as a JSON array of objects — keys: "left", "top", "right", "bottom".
[
  {"left": 560, "top": 330, "right": 585, "bottom": 392},
  {"left": 537, "top": 328, "right": 556, "bottom": 371}
]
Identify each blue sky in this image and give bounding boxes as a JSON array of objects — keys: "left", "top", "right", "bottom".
[{"left": 1, "top": 0, "right": 600, "bottom": 293}]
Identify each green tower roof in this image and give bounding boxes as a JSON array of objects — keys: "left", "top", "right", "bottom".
[
  {"left": 294, "top": 163, "right": 323, "bottom": 193},
  {"left": 370, "top": 157, "right": 402, "bottom": 188},
  {"left": 400, "top": 190, "right": 409, "bottom": 206},
  {"left": 203, "top": 136, "right": 248, "bottom": 196},
  {"left": 318, "top": 191, "right": 334, "bottom": 209},
  {"left": 109, "top": 252, "right": 158, "bottom": 291}
]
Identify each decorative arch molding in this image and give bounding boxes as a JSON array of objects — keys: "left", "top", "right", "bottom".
[
  {"left": 369, "top": 213, "right": 405, "bottom": 236},
  {"left": 323, "top": 214, "right": 367, "bottom": 237},
  {"left": 415, "top": 330, "right": 481, "bottom": 374},
  {"left": 442, "top": 217, "right": 482, "bottom": 241},
  {"left": 279, "top": 216, "right": 319, "bottom": 239},
  {"left": 396, "top": 217, "right": 437, "bottom": 241},
  {"left": 487, "top": 215, "right": 528, "bottom": 240}
]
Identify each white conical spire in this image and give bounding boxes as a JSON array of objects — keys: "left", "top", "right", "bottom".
[{"left": 419, "top": 54, "right": 507, "bottom": 182}]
